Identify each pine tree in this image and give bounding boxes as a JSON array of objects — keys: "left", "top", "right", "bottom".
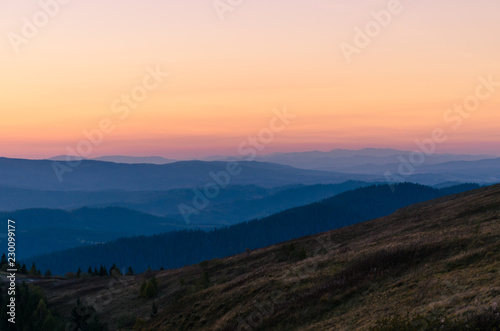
[
  {"left": 29, "top": 263, "right": 38, "bottom": 276},
  {"left": 109, "top": 263, "right": 122, "bottom": 276},
  {"left": 144, "top": 282, "right": 157, "bottom": 298}
]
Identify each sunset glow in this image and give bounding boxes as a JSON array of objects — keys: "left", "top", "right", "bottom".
[{"left": 1, "top": 0, "right": 499, "bottom": 159}]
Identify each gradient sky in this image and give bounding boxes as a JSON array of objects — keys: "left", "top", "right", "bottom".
[{"left": 1, "top": 0, "right": 499, "bottom": 159}]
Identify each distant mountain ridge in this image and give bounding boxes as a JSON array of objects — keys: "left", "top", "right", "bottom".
[
  {"left": 0, "top": 182, "right": 370, "bottom": 218},
  {"left": 204, "top": 148, "right": 497, "bottom": 171},
  {"left": 47, "top": 148, "right": 497, "bottom": 169},
  {"left": 0, "top": 157, "right": 379, "bottom": 191},
  {"left": 48, "top": 155, "right": 176, "bottom": 164},
  {"left": 1, "top": 150, "right": 496, "bottom": 192}
]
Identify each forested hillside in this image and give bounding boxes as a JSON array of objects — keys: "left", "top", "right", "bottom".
[{"left": 30, "top": 183, "right": 478, "bottom": 274}]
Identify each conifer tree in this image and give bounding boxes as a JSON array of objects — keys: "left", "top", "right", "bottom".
[{"left": 29, "top": 263, "right": 38, "bottom": 276}]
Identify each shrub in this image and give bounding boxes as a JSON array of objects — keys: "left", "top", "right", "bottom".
[{"left": 139, "top": 276, "right": 159, "bottom": 298}]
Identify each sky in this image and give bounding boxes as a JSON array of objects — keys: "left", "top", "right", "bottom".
[{"left": 1, "top": 0, "right": 499, "bottom": 159}]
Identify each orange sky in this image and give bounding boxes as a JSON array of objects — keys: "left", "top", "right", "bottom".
[{"left": 1, "top": 0, "right": 499, "bottom": 159}]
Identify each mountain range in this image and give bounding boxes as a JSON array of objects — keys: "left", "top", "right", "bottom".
[
  {"left": 29, "top": 181, "right": 500, "bottom": 330},
  {"left": 28, "top": 182, "right": 480, "bottom": 274},
  {"left": 203, "top": 148, "right": 496, "bottom": 169},
  {"left": 49, "top": 155, "right": 177, "bottom": 164},
  {"left": 0, "top": 157, "right": 378, "bottom": 191},
  {"left": 0, "top": 181, "right": 374, "bottom": 258}
]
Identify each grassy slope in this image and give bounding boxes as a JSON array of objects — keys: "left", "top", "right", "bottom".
[{"left": 38, "top": 184, "right": 500, "bottom": 330}]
